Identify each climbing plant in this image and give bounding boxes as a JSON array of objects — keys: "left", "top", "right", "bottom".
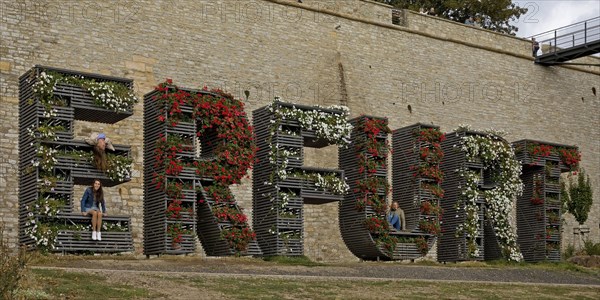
[{"left": 456, "top": 128, "right": 523, "bottom": 261}]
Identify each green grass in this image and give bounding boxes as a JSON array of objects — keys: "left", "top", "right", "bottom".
[
  {"left": 480, "top": 259, "right": 600, "bottom": 277},
  {"left": 261, "top": 255, "right": 324, "bottom": 266},
  {"left": 22, "top": 264, "right": 600, "bottom": 300},
  {"left": 179, "top": 275, "right": 600, "bottom": 300},
  {"left": 29, "top": 251, "right": 138, "bottom": 265},
  {"left": 21, "top": 269, "right": 155, "bottom": 299}
]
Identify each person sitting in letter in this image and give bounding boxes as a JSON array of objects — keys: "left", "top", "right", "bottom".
[{"left": 387, "top": 200, "right": 406, "bottom": 231}]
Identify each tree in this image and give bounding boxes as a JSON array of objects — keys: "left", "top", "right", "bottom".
[
  {"left": 376, "top": 0, "right": 528, "bottom": 35},
  {"left": 562, "top": 169, "right": 594, "bottom": 225}
]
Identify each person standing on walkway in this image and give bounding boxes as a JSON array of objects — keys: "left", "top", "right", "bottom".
[
  {"left": 532, "top": 38, "right": 540, "bottom": 57},
  {"left": 465, "top": 16, "right": 474, "bottom": 26}
]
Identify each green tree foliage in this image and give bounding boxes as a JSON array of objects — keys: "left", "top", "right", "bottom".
[
  {"left": 563, "top": 169, "right": 594, "bottom": 225},
  {"left": 376, "top": 0, "right": 528, "bottom": 35}
]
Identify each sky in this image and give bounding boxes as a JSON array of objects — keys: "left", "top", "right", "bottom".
[{"left": 510, "top": 0, "right": 600, "bottom": 38}]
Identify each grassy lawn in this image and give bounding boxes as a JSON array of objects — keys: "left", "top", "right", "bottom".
[
  {"left": 178, "top": 276, "right": 600, "bottom": 300},
  {"left": 19, "top": 267, "right": 600, "bottom": 300},
  {"left": 17, "top": 269, "right": 157, "bottom": 299}
]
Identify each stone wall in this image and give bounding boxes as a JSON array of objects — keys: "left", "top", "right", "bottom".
[{"left": 1, "top": 0, "right": 598, "bottom": 261}]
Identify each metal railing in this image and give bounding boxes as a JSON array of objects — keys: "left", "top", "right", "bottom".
[{"left": 530, "top": 17, "right": 600, "bottom": 55}]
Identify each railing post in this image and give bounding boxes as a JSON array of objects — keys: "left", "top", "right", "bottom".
[
  {"left": 573, "top": 34, "right": 575, "bottom": 47},
  {"left": 554, "top": 30, "right": 557, "bottom": 53},
  {"left": 584, "top": 21, "right": 587, "bottom": 43}
]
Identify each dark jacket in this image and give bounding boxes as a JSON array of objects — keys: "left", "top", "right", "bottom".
[{"left": 80, "top": 187, "right": 106, "bottom": 213}]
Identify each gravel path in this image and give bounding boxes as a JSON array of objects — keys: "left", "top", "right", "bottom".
[{"left": 32, "top": 257, "right": 600, "bottom": 286}]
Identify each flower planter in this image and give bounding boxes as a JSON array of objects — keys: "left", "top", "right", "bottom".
[
  {"left": 180, "top": 189, "right": 197, "bottom": 200},
  {"left": 54, "top": 83, "right": 133, "bottom": 124},
  {"left": 547, "top": 166, "right": 561, "bottom": 178},
  {"left": 394, "top": 242, "right": 422, "bottom": 258},
  {"left": 545, "top": 217, "right": 560, "bottom": 226},
  {"left": 43, "top": 179, "right": 74, "bottom": 195},
  {"left": 54, "top": 230, "right": 134, "bottom": 253},
  {"left": 465, "top": 158, "right": 483, "bottom": 169},
  {"left": 515, "top": 151, "right": 544, "bottom": 167},
  {"left": 279, "top": 177, "right": 305, "bottom": 188},
  {"left": 274, "top": 156, "right": 303, "bottom": 168},
  {"left": 279, "top": 119, "right": 301, "bottom": 127},
  {"left": 55, "top": 156, "right": 130, "bottom": 187},
  {"left": 544, "top": 182, "right": 560, "bottom": 193},
  {"left": 178, "top": 104, "right": 194, "bottom": 114},
  {"left": 276, "top": 218, "right": 303, "bottom": 230},
  {"left": 36, "top": 104, "right": 74, "bottom": 121},
  {"left": 173, "top": 211, "right": 196, "bottom": 222},
  {"left": 301, "top": 188, "right": 344, "bottom": 201},
  {"left": 545, "top": 232, "right": 560, "bottom": 241},
  {"left": 54, "top": 131, "right": 74, "bottom": 142},
  {"left": 167, "top": 121, "right": 196, "bottom": 136},
  {"left": 176, "top": 167, "right": 198, "bottom": 180},
  {"left": 165, "top": 234, "right": 196, "bottom": 254},
  {"left": 558, "top": 162, "right": 574, "bottom": 173},
  {"left": 282, "top": 197, "right": 304, "bottom": 208},
  {"left": 544, "top": 198, "right": 561, "bottom": 208},
  {"left": 514, "top": 140, "right": 564, "bottom": 167},
  {"left": 175, "top": 147, "right": 196, "bottom": 160},
  {"left": 55, "top": 156, "right": 87, "bottom": 169},
  {"left": 274, "top": 134, "right": 303, "bottom": 146}
]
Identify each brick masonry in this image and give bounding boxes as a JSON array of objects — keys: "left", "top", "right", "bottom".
[{"left": 1, "top": 0, "right": 598, "bottom": 261}]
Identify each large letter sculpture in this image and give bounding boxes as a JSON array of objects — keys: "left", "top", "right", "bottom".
[
  {"left": 18, "top": 66, "right": 134, "bottom": 253},
  {"left": 439, "top": 129, "right": 523, "bottom": 262},
  {"left": 513, "top": 139, "right": 580, "bottom": 262},
  {"left": 253, "top": 100, "right": 351, "bottom": 256},
  {"left": 391, "top": 123, "right": 446, "bottom": 259},
  {"left": 143, "top": 81, "right": 260, "bottom": 256}
]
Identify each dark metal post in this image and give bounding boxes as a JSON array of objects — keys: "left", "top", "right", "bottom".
[
  {"left": 554, "top": 30, "right": 557, "bottom": 53},
  {"left": 584, "top": 21, "right": 587, "bottom": 43}
]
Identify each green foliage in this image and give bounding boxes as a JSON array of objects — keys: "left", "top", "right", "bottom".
[
  {"left": 560, "top": 180, "right": 570, "bottom": 211},
  {"left": 565, "top": 169, "right": 594, "bottom": 225},
  {"left": 562, "top": 244, "right": 575, "bottom": 260},
  {"left": 1, "top": 222, "right": 31, "bottom": 299},
  {"left": 582, "top": 240, "right": 600, "bottom": 256},
  {"left": 376, "top": 0, "right": 528, "bottom": 35}
]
